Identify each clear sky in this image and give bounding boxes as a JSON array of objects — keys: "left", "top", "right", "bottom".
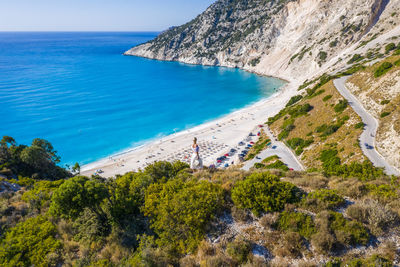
[{"left": 0, "top": 0, "right": 216, "bottom": 31}]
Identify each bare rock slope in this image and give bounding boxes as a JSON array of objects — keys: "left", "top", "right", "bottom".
[{"left": 125, "top": 0, "right": 400, "bottom": 83}]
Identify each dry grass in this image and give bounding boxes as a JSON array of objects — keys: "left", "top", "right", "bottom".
[
  {"left": 269, "top": 80, "right": 365, "bottom": 168},
  {"left": 328, "top": 177, "right": 369, "bottom": 199},
  {"left": 347, "top": 55, "right": 400, "bottom": 169},
  {"left": 283, "top": 172, "right": 328, "bottom": 190}
]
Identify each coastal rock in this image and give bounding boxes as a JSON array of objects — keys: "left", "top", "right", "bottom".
[{"left": 125, "top": 0, "right": 400, "bottom": 83}]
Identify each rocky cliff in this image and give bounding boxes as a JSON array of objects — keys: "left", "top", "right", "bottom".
[{"left": 125, "top": 0, "right": 400, "bottom": 83}]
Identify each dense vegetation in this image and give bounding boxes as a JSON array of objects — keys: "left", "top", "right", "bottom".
[
  {"left": 231, "top": 172, "right": 301, "bottom": 216},
  {"left": 0, "top": 133, "right": 399, "bottom": 266},
  {"left": 0, "top": 136, "right": 71, "bottom": 180}
]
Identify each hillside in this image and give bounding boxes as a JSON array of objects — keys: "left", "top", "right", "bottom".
[
  {"left": 125, "top": 0, "right": 400, "bottom": 176},
  {"left": 1, "top": 137, "right": 399, "bottom": 266},
  {"left": 125, "top": 0, "right": 400, "bottom": 83},
  {"left": 346, "top": 54, "right": 400, "bottom": 170},
  {"left": 2, "top": 0, "right": 400, "bottom": 266},
  {"left": 267, "top": 79, "right": 366, "bottom": 169}
]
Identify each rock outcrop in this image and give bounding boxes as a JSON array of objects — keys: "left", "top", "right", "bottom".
[
  {"left": 125, "top": 0, "right": 400, "bottom": 82},
  {"left": 0, "top": 180, "right": 21, "bottom": 194}
]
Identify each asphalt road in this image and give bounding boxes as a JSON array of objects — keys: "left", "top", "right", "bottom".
[
  {"left": 242, "top": 127, "right": 304, "bottom": 171},
  {"left": 333, "top": 77, "right": 400, "bottom": 176}
]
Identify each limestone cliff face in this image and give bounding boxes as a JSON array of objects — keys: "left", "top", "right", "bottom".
[{"left": 125, "top": 0, "right": 400, "bottom": 82}]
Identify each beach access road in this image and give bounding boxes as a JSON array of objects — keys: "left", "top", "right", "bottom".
[
  {"left": 333, "top": 77, "right": 400, "bottom": 176},
  {"left": 242, "top": 127, "right": 304, "bottom": 171}
]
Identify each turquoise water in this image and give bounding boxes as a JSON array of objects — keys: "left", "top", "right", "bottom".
[{"left": 0, "top": 32, "right": 285, "bottom": 166}]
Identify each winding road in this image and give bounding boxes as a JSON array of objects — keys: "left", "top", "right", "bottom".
[
  {"left": 242, "top": 127, "right": 304, "bottom": 171},
  {"left": 333, "top": 77, "right": 400, "bottom": 176}
]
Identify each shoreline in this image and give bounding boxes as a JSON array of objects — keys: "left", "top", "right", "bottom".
[{"left": 81, "top": 75, "right": 300, "bottom": 177}]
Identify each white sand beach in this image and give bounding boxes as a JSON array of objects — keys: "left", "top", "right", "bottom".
[{"left": 81, "top": 78, "right": 301, "bottom": 178}]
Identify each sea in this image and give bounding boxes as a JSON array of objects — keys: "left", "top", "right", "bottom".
[{"left": 0, "top": 32, "right": 285, "bottom": 166}]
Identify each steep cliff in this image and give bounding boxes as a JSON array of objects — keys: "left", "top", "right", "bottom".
[{"left": 125, "top": 0, "right": 400, "bottom": 82}]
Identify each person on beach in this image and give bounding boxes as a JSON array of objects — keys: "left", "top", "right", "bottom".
[{"left": 190, "top": 137, "right": 203, "bottom": 170}]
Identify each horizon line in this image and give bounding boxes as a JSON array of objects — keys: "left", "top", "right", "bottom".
[{"left": 0, "top": 30, "right": 162, "bottom": 33}]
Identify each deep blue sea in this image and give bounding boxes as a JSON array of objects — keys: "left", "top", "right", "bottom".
[{"left": 0, "top": 32, "right": 284, "bottom": 166}]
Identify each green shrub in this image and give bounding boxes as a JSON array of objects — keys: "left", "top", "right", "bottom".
[
  {"left": 394, "top": 59, "right": 400, "bottom": 66},
  {"left": 12, "top": 177, "right": 35, "bottom": 187},
  {"left": 323, "top": 95, "right": 333, "bottom": 102},
  {"left": 346, "top": 254, "right": 393, "bottom": 267},
  {"left": 319, "top": 149, "right": 385, "bottom": 179},
  {"left": 334, "top": 100, "right": 348, "bottom": 113},
  {"left": 249, "top": 57, "right": 261, "bottom": 67},
  {"left": 72, "top": 208, "right": 110, "bottom": 243},
  {"left": 267, "top": 108, "right": 288, "bottom": 125},
  {"left": 363, "top": 254, "right": 393, "bottom": 267},
  {"left": 231, "top": 172, "right": 301, "bottom": 216},
  {"left": 301, "top": 189, "right": 346, "bottom": 212},
  {"left": 381, "top": 111, "right": 391, "bottom": 118},
  {"left": 385, "top": 43, "right": 396, "bottom": 53},
  {"left": 265, "top": 160, "right": 290, "bottom": 171},
  {"left": 287, "top": 104, "right": 314, "bottom": 118},
  {"left": 315, "top": 124, "right": 340, "bottom": 136},
  {"left": 0, "top": 136, "right": 71, "bottom": 180},
  {"left": 314, "top": 211, "right": 369, "bottom": 249},
  {"left": 374, "top": 62, "right": 393, "bottom": 77},
  {"left": 338, "top": 64, "right": 366, "bottom": 76},
  {"left": 320, "top": 149, "right": 339, "bottom": 162},
  {"left": 50, "top": 176, "right": 109, "bottom": 220},
  {"left": 324, "top": 259, "right": 342, "bottom": 267},
  {"left": 287, "top": 137, "right": 314, "bottom": 154},
  {"left": 354, "top": 122, "right": 365, "bottom": 129},
  {"left": 107, "top": 171, "right": 154, "bottom": 227},
  {"left": 278, "top": 211, "right": 316, "bottom": 239},
  {"left": 347, "top": 54, "right": 363, "bottom": 64},
  {"left": 262, "top": 155, "right": 279, "bottom": 164},
  {"left": 278, "top": 130, "right": 290, "bottom": 140},
  {"left": 144, "top": 161, "right": 189, "bottom": 181},
  {"left": 329, "top": 40, "right": 338, "bottom": 47},
  {"left": 246, "top": 137, "right": 271, "bottom": 160},
  {"left": 282, "top": 117, "right": 295, "bottom": 130},
  {"left": 366, "top": 183, "right": 398, "bottom": 202},
  {"left": 279, "top": 118, "right": 295, "bottom": 140},
  {"left": 286, "top": 95, "right": 303, "bottom": 107},
  {"left": 0, "top": 216, "right": 63, "bottom": 266},
  {"left": 143, "top": 179, "right": 225, "bottom": 254},
  {"left": 21, "top": 180, "right": 65, "bottom": 212},
  {"left": 253, "top": 162, "right": 265, "bottom": 169},
  {"left": 268, "top": 102, "right": 313, "bottom": 127},
  {"left": 319, "top": 51, "right": 328, "bottom": 61}
]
